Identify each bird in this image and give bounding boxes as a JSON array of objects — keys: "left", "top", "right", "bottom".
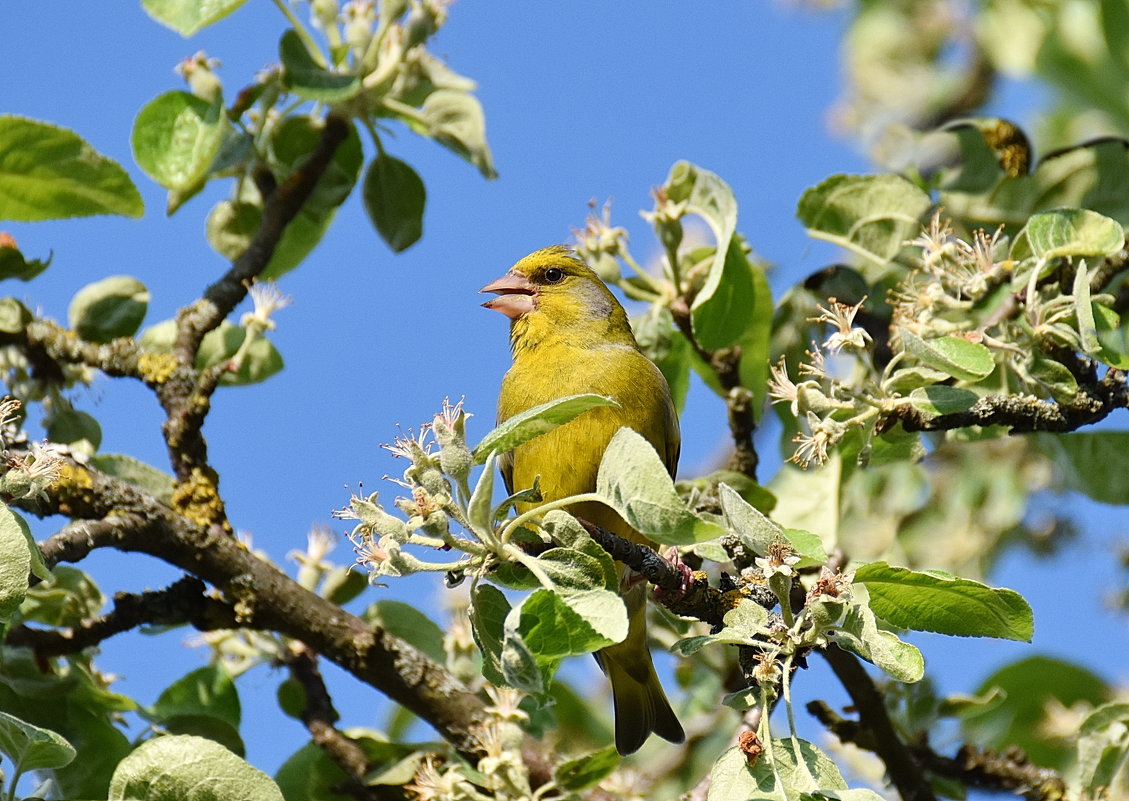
[{"left": 480, "top": 244, "right": 685, "bottom": 755}]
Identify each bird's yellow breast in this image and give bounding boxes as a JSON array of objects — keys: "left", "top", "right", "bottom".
[{"left": 498, "top": 339, "right": 679, "bottom": 543}]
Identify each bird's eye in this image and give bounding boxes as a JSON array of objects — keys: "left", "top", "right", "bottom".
[{"left": 543, "top": 267, "right": 565, "bottom": 284}]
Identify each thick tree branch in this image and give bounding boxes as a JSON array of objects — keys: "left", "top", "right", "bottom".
[
  {"left": 284, "top": 642, "right": 406, "bottom": 801},
  {"left": 821, "top": 646, "right": 937, "bottom": 801},
  {"left": 27, "top": 458, "right": 556, "bottom": 784},
  {"left": 891, "top": 367, "right": 1128, "bottom": 433}
]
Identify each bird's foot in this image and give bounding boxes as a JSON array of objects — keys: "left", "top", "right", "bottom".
[{"left": 653, "top": 546, "right": 693, "bottom": 602}]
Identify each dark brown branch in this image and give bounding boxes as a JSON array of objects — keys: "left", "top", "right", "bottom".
[
  {"left": 821, "top": 646, "right": 937, "bottom": 801},
  {"left": 892, "top": 367, "right": 1128, "bottom": 433},
  {"left": 6, "top": 576, "right": 236, "bottom": 657},
  {"left": 284, "top": 642, "right": 405, "bottom": 801},
  {"left": 151, "top": 114, "right": 352, "bottom": 516},
  {"left": 669, "top": 297, "right": 759, "bottom": 480},
  {"left": 917, "top": 744, "right": 1067, "bottom": 801},
  {"left": 25, "top": 458, "right": 561, "bottom": 782},
  {"left": 173, "top": 114, "right": 351, "bottom": 361},
  {"left": 810, "top": 700, "right": 1067, "bottom": 801}
]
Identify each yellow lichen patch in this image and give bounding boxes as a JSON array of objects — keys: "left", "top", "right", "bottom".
[
  {"left": 172, "top": 466, "right": 231, "bottom": 533},
  {"left": 54, "top": 462, "right": 96, "bottom": 516},
  {"left": 138, "top": 352, "right": 179, "bottom": 385}
]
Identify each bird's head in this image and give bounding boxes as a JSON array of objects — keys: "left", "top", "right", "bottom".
[{"left": 480, "top": 246, "right": 634, "bottom": 352}]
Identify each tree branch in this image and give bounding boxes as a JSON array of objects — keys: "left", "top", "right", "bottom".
[
  {"left": 820, "top": 646, "right": 937, "bottom": 801},
  {"left": 27, "top": 457, "right": 559, "bottom": 782},
  {"left": 669, "top": 297, "right": 759, "bottom": 480},
  {"left": 7, "top": 576, "right": 236, "bottom": 657},
  {"left": 810, "top": 700, "right": 1067, "bottom": 801},
  {"left": 891, "top": 367, "right": 1128, "bottom": 433},
  {"left": 284, "top": 642, "right": 406, "bottom": 801}
]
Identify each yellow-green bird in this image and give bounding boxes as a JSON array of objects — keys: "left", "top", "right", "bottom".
[{"left": 480, "top": 245, "right": 685, "bottom": 755}]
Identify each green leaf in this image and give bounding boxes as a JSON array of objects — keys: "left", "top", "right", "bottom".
[
  {"left": 719, "top": 482, "right": 779, "bottom": 556},
  {"left": 362, "top": 154, "right": 426, "bottom": 252},
  {"left": 707, "top": 738, "right": 848, "bottom": 801},
  {"left": 470, "top": 583, "right": 510, "bottom": 686},
  {"left": 0, "top": 296, "right": 32, "bottom": 333},
  {"left": 596, "top": 427, "right": 725, "bottom": 545},
  {"left": 141, "top": 0, "right": 251, "bottom": 36},
  {"left": 797, "top": 174, "right": 931, "bottom": 265},
  {"left": 262, "top": 117, "right": 362, "bottom": 278},
  {"left": 0, "top": 503, "right": 32, "bottom": 620},
  {"left": 907, "top": 385, "right": 980, "bottom": 416},
  {"left": 362, "top": 600, "right": 447, "bottom": 664},
  {"left": 150, "top": 665, "right": 241, "bottom": 732},
  {"left": 19, "top": 565, "right": 105, "bottom": 627},
  {"left": 1075, "top": 702, "right": 1129, "bottom": 796},
  {"left": 553, "top": 746, "right": 620, "bottom": 791},
  {"left": 854, "top": 562, "right": 1033, "bottom": 641},
  {"left": 674, "top": 599, "right": 771, "bottom": 655},
  {"left": 899, "top": 329, "right": 995, "bottom": 382},
  {"left": 279, "top": 30, "right": 361, "bottom": 102},
  {"left": 1091, "top": 303, "right": 1129, "bottom": 368},
  {"left": 0, "top": 710, "right": 76, "bottom": 773},
  {"left": 932, "top": 121, "right": 1009, "bottom": 193},
  {"left": 1035, "top": 431, "right": 1129, "bottom": 505},
  {"left": 962, "top": 656, "right": 1111, "bottom": 770},
  {"left": 540, "top": 510, "right": 618, "bottom": 590},
  {"left": 45, "top": 408, "right": 102, "bottom": 455},
  {"left": 508, "top": 588, "right": 621, "bottom": 669},
  {"left": 90, "top": 453, "right": 176, "bottom": 506},
  {"left": 829, "top": 586, "right": 924, "bottom": 683},
  {"left": 1011, "top": 208, "right": 1125, "bottom": 261},
  {"left": 419, "top": 90, "right": 497, "bottom": 179},
  {"left": 132, "top": 92, "right": 226, "bottom": 193},
  {"left": 206, "top": 200, "right": 261, "bottom": 261},
  {"left": 108, "top": 734, "right": 284, "bottom": 801},
  {"left": 1025, "top": 352, "right": 1079, "bottom": 402},
  {"left": 472, "top": 394, "right": 619, "bottom": 464},
  {"left": 0, "top": 116, "right": 143, "bottom": 221},
  {"left": 0, "top": 240, "right": 51, "bottom": 281},
  {"left": 68, "top": 275, "right": 149, "bottom": 343},
  {"left": 943, "top": 139, "right": 1129, "bottom": 229}
]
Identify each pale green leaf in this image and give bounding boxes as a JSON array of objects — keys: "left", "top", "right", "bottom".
[
  {"left": 109, "top": 734, "right": 283, "bottom": 801},
  {"left": 797, "top": 174, "right": 931, "bottom": 265},
  {"left": 1010, "top": 208, "right": 1125, "bottom": 261},
  {"left": 420, "top": 90, "right": 496, "bottom": 179},
  {"left": 907, "top": 386, "right": 980, "bottom": 416},
  {"left": 0, "top": 116, "right": 143, "bottom": 221},
  {"left": 0, "top": 503, "right": 32, "bottom": 620},
  {"left": 362, "top": 600, "right": 447, "bottom": 665},
  {"left": 141, "top": 0, "right": 251, "bottom": 36},
  {"left": 596, "top": 428, "right": 725, "bottom": 545},
  {"left": 472, "top": 394, "right": 619, "bottom": 464},
  {"left": 1075, "top": 702, "right": 1129, "bottom": 796},
  {"left": 132, "top": 92, "right": 226, "bottom": 192},
  {"left": 90, "top": 454, "right": 175, "bottom": 506},
  {"left": 899, "top": 329, "right": 995, "bottom": 381},
  {"left": 553, "top": 746, "right": 620, "bottom": 791},
  {"left": 0, "top": 710, "right": 75, "bottom": 773},
  {"left": 68, "top": 275, "right": 149, "bottom": 343}
]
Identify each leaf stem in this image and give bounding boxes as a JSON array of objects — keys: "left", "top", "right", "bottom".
[{"left": 271, "top": 0, "right": 330, "bottom": 69}]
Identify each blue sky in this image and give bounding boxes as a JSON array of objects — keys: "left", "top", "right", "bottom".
[{"left": 3, "top": 0, "right": 1127, "bottom": 788}]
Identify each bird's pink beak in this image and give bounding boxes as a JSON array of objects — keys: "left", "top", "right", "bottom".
[{"left": 479, "top": 271, "right": 536, "bottom": 319}]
